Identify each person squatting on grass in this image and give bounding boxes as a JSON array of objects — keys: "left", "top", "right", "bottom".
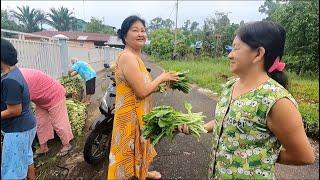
[
  {"left": 1, "top": 38, "right": 37, "bottom": 180},
  {"left": 20, "top": 68, "right": 74, "bottom": 158},
  {"left": 178, "top": 21, "right": 315, "bottom": 179}
]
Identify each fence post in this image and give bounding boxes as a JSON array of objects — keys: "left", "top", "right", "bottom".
[
  {"left": 54, "top": 34, "right": 69, "bottom": 76},
  {"left": 104, "top": 45, "right": 110, "bottom": 65}
]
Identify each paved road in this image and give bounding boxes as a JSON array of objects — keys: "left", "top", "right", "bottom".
[
  {"left": 144, "top": 59, "right": 319, "bottom": 180},
  {"left": 61, "top": 58, "right": 319, "bottom": 180}
]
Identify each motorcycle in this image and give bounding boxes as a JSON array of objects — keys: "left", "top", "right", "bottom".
[{"left": 83, "top": 63, "right": 115, "bottom": 165}]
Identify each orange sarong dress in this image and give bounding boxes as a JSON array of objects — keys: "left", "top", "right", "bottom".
[{"left": 107, "top": 51, "right": 157, "bottom": 180}]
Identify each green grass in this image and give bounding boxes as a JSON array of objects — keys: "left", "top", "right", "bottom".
[
  {"left": 286, "top": 72, "right": 319, "bottom": 138},
  {"left": 151, "top": 56, "right": 232, "bottom": 93},
  {"left": 287, "top": 72, "right": 319, "bottom": 104},
  {"left": 151, "top": 56, "right": 319, "bottom": 139}
]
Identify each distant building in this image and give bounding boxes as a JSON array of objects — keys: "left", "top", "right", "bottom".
[
  {"left": 26, "top": 30, "right": 110, "bottom": 47},
  {"left": 104, "top": 35, "right": 124, "bottom": 48}
]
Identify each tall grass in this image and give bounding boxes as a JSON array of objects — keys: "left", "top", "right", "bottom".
[
  {"left": 153, "top": 57, "right": 232, "bottom": 93},
  {"left": 151, "top": 56, "right": 319, "bottom": 138}
]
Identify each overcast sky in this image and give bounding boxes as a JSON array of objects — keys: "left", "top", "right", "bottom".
[{"left": 2, "top": 1, "right": 266, "bottom": 29}]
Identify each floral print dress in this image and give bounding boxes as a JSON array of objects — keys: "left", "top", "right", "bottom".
[{"left": 208, "top": 78, "right": 297, "bottom": 179}]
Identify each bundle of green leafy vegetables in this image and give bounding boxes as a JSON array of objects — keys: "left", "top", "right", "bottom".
[
  {"left": 60, "top": 76, "right": 84, "bottom": 101},
  {"left": 66, "top": 99, "right": 87, "bottom": 137},
  {"left": 159, "top": 71, "right": 191, "bottom": 93},
  {"left": 142, "top": 102, "right": 207, "bottom": 146}
]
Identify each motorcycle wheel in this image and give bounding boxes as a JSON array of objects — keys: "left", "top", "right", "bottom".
[{"left": 83, "top": 118, "right": 113, "bottom": 165}]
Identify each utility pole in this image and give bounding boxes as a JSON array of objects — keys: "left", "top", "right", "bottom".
[{"left": 173, "top": 0, "right": 178, "bottom": 60}]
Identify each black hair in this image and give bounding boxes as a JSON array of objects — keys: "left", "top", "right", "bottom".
[
  {"left": 117, "top": 15, "right": 146, "bottom": 45},
  {"left": 236, "top": 21, "right": 288, "bottom": 89},
  {"left": 1, "top": 38, "right": 18, "bottom": 66}
]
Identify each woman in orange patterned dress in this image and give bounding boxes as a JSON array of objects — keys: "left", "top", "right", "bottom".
[{"left": 107, "top": 16, "right": 178, "bottom": 180}]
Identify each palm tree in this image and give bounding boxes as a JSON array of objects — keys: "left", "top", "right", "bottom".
[
  {"left": 70, "top": 17, "right": 80, "bottom": 31},
  {"left": 47, "top": 7, "right": 74, "bottom": 31},
  {"left": 36, "top": 10, "right": 48, "bottom": 30},
  {"left": 11, "top": 5, "right": 41, "bottom": 32}
]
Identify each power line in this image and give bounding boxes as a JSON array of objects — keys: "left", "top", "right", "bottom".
[{"left": 167, "top": 2, "right": 176, "bottom": 20}]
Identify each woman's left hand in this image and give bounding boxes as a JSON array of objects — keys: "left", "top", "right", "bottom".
[{"left": 177, "top": 124, "right": 190, "bottom": 134}]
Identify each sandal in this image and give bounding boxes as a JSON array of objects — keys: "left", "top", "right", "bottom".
[
  {"left": 56, "top": 145, "right": 73, "bottom": 157},
  {"left": 147, "top": 171, "right": 162, "bottom": 180},
  {"left": 33, "top": 149, "right": 49, "bottom": 159}
]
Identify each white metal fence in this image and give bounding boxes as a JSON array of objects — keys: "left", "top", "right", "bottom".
[
  {"left": 9, "top": 39, "right": 62, "bottom": 78},
  {"left": 67, "top": 43, "right": 121, "bottom": 73},
  {"left": 2, "top": 29, "right": 63, "bottom": 78},
  {"left": 1, "top": 29, "right": 122, "bottom": 79}
]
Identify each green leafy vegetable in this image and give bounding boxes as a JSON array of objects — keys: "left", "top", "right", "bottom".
[
  {"left": 159, "top": 71, "right": 191, "bottom": 93},
  {"left": 66, "top": 99, "right": 87, "bottom": 137},
  {"left": 60, "top": 76, "right": 84, "bottom": 101},
  {"left": 142, "top": 102, "right": 207, "bottom": 146}
]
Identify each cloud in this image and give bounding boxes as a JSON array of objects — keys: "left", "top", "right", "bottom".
[{"left": 1, "top": 0, "right": 266, "bottom": 29}]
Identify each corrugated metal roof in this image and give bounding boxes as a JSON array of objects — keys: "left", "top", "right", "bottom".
[
  {"left": 105, "top": 36, "right": 124, "bottom": 45},
  {"left": 30, "top": 30, "right": 110, "bottom": 42}
]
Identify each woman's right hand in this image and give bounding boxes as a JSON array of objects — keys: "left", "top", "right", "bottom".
[{"left": 159, "top": 71, "right": 179, "bottom": 83}]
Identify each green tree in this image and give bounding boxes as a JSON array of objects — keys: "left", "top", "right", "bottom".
[
  {"left": 1, "top": 10, "right": 24, "bottom": 32},
  {"left": 180, "top": 20, "right": 201, "bottom": 47},
  {"left": 214, "top": 14, "right": 230, "bottom": 30},
  {"left": 148, "top": 17, "right": 174, "bottom": 31},
  {"left": 182, "top": 20, "right": 191, "bottom": 31},
  {"left": 182, "top": 20, "right": 199, "bottom": 32},
  {"left": 220, "top": 23, "right": 239, "bottom": 49},
  {"left": 176, "top": 30, "right": 195, "bottom": 59},
  {"left": 202, "top": 20, "right": 215, "bottom": 56},
  {"left": 202, "top": 13, "right": 235, "bottom": 57},
  {"left": 84, "top": 17, "right": 115, "bottom": 35},
  {"left": 190, "top": 21, "right": 199, "bottom": 32},
  {"left": 36, "top": 10, "right": 47, "bottom": 30},
  {"left": 258, "top": 0, "right": 283, "bottom": 18},
  {"left": 147, "top": 28, "right": 174, "bottom": 59},
  {"left": 146, "top": 28, "right": 194, "bottom": 59},
  {"left": 47, "top": 6, "right": 74, "bottom": 31},
  {"left": 264, "top": 0, "right": 319, "bottom": 74},
  {"left": 163, "top": 18, "right": 174, "bottom": 29},
  {"left": 71, "top": 18, "right": 87, "bottom": 32},
  {"left": 10, "top": 5, "right": 42, "bottom": 32}
]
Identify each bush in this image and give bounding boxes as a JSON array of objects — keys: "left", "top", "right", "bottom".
[
  {"left": 148, "top": 29, "right": 196, "bottom": 60},
  {"left": 148, "top": 29, "right": 174, "bottom": 59},
  {"left": 269, "top": 0, "right": 319, "bottom": 74}
]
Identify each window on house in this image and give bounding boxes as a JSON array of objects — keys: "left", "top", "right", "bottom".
[{"left": 79, "top": 40, "right": 84, "bottom": 46}]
